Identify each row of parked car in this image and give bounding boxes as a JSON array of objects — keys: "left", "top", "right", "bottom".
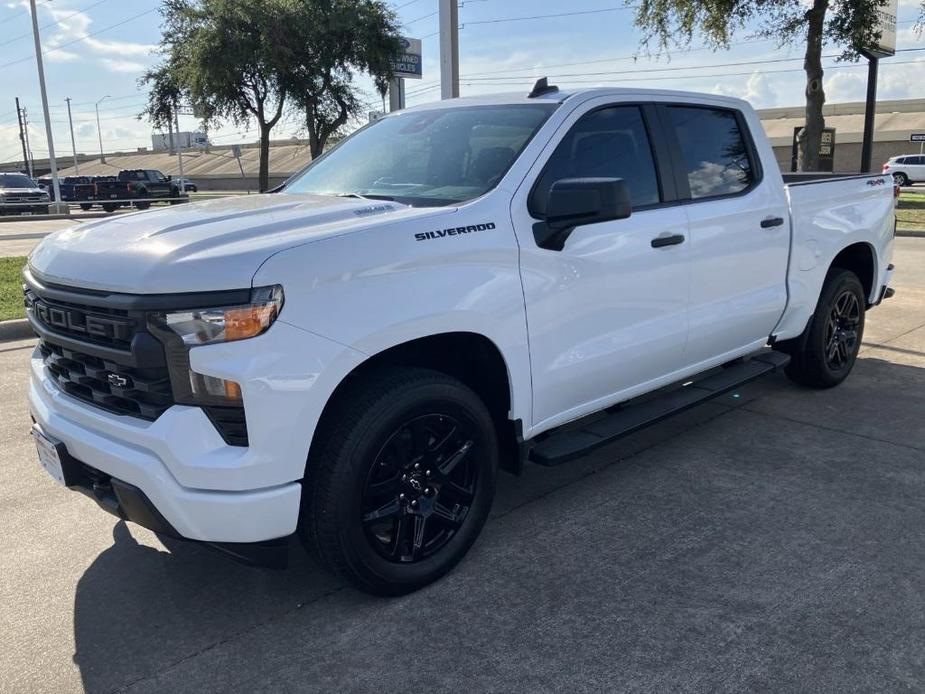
[{"left": 0, "top": 170, "right": 197, "bottom": 216}]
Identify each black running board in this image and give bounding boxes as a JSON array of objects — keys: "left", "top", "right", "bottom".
[{"left": 528, "top": 350, "right": 790, "bottom": 467}]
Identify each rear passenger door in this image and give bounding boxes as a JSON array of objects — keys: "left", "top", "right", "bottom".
[
  {"left": 658, "top": 103, "right": 790, "bottom": 365},
  {"left": 511, "top": 101, "right": 692, "bottom": 430}
]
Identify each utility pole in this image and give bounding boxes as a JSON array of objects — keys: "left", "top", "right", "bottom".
[
  {"left": 388, "top": 78, "right": 405, "bottom": 111},
  {"left": 15, "top": 98, "right": 28, "bottom": 173},
  {"left": 95, "top": 95, "right": 110, "bottom": 163},
  {"left": 439, "top": 0, "right": 459, "bottom": 99},
  {"left": 22, "top": 108, "right": 34, "bottom": 178},
  {"left": 28, "top": 0, "right": 64, "bottom": 211},
  {"left": 65, "top": 97, "right": 79, "bottom": 175},
  {"left": 174, "top": 111, "right": 184, "bottom": 182}
]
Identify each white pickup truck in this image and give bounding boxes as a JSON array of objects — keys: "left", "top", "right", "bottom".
[{"left": 25, "top": 84, "right": 896, "bottom": 594}]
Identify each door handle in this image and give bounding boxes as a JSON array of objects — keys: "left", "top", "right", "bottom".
[
  {"left": 761, "top": 216, "right": 785, "bottom": 229},
  {"left": 651, "top": 233, "right": 685, "bottom": 248}
]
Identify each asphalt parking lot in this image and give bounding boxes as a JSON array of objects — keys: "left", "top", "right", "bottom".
[{"left": 1, "top": 238, "right": 924, "bottom": 694}]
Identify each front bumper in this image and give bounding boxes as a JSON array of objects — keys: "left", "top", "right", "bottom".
[{"left": 29, "top": 349, "right": 303, "bottom": 544}]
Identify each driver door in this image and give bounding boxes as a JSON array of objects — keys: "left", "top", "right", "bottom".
[{"left": 510, "top": 102, "right": 692, "bottom": 431}]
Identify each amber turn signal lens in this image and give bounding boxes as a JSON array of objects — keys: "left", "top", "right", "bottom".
[{"left": 223, "top": 304, "right": 278, "bottom": 341}]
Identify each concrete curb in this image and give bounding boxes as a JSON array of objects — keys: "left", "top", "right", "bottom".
[
  {"left": 0, "top": 213, "right": 110, "bottom": 223},
  {"left": 0, "top": 319, "right": 33, "bottom": 342},
  {"left": 896, "top": 229, "right": 925, "bottom": 237}
]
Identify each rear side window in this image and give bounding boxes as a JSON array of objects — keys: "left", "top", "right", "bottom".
[
  {"left": 912, "top": 156, "right": 925, "bottom": 165},
  {"left": 531, "top": 105, "right": 661, "bottom": 215},
  {"left": 667, "top": 106, "right": 754, "bottom": 199}
]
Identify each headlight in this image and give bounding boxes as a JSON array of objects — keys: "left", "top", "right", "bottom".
[
  {"left": 158, "top": 285, "right": 283, "bottom": 345},
  {"left": 149, "top": 285, "right": 284, "bottom": 408}
]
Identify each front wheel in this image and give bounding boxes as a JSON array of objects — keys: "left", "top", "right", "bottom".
[
  {"left": 79, "top": 203, "right": 92, "bottom": 211},
  {"left": 776, "top": 268, "right": 866, "bottom": 388},
  {"left": 301, "top": 368, "right": 498, "bottom": 596},
  {"left": 893, "top": 172, "right": 909, "bottom": 187}
]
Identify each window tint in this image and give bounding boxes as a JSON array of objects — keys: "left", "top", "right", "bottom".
[
  {"left": 667, "top": 106, "right": 754, "bottom": 199},
  {"left": 911, "top": 156, "right": 925, "bottom": 165},
  {"left": 895, "top": 157, "right": 907, "bottom": 164},
  {"left": 532, "top": 106, "right": 660, "bottom": 216}
]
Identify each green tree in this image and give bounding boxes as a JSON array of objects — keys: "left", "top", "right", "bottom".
[
  {"left": 139, "top": 65, "right": 184, "bottom": 155},
  {"left": 147, "top": 0, "right": 289, "bottom": 192},
  {"left": 630, "top": 0, "right": 924, "bottom": 171},
  {"left": 280, "top": 0, "right": 401, "bottom": 158}
]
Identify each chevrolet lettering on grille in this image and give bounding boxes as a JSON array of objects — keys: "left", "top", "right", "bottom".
[{"left": 30, "top": 299, "right": 134, "bottom": 342}]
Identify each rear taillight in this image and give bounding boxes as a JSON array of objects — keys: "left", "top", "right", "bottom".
[{"left": 883, "top": 164, "right": 890, "bottom": 171}]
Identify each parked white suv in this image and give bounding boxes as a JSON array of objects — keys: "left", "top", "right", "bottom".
[
  {"left": 883, "top": 154, "right": 925, "bottom": 186},
  {"left": 25, "top": 84, "right": 896, "bottom": 594}
]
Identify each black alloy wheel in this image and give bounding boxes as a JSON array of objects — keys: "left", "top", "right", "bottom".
[
  {"left": 302, "top": 367, "right": 498, "bottom": 595},
  {"left": 361, "top": 414, "right": 477, "bottom": 563},
  {"left": 824, "top": 289, "right": 861, "bottom": 372}
]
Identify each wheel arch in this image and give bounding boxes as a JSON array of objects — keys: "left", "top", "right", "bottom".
[
  {"left": 830, "top": 241, "right": 877, "bottom": 304},
  {"left": 307, "top": 331, "right": 524, "bottom": 477}
]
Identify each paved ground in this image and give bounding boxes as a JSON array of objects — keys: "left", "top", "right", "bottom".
[{"left": 1, "top": 238, "right": 924, "bottom": 694}]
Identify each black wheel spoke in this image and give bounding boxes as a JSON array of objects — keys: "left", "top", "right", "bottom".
[
  {"left": 437, "top": 440, "right": 473, "bottom": 476},
  {"left": 411, "top": 514, "right": 427, "bottom": 559},
  {"left": 432, "top": 501, "right": 465, "bottom": 529},
  {"left": 363, "top": 498, "right": 401, "bottom": 524}
]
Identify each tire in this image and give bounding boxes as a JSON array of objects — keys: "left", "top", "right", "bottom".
[
  {"left": 101, "top": 203, "right": 117, "bottom": 213},
  {"left": 776, "top": 268, "right": 866, "bottom": 388},
  {"left": 189, "top": 185, "right": 197, "bottom": 193},
  {"left": 79, "top": 203, "right": 92, "bottom": 211},
  {"left": 301, "top": 367, "right": 498, "bottom": 596},
  {"left": 893, "top": 172, "right": 909, "bottom": 187}
]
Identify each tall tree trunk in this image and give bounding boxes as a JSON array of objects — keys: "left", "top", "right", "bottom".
[
  {"left": 799, "top": 0, "right": 828, "bottom": 172},
  {"left": 258, "top": 121, "right": 272, "bottom": 192}
]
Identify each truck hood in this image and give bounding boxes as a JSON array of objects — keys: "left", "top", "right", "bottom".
[{"left": 29, "top": 193, "right": 445, "bottom": 293}]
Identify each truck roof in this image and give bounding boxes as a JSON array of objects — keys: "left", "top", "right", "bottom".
[{"left": 402, "top": 86, "right": 750, "bottom": 113}]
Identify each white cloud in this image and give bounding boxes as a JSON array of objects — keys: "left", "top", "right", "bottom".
[{"left": 98, "top": 58, "right": 147, "bottom": 74}]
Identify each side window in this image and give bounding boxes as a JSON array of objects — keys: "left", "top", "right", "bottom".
[
  {"left": 912, "top": 156, "right": 925, "bottom": 166},
  {"left": 895, "top": 157, "right": 907, "bottom": 165},
  {"left": 531, "top": 105, "right": 660, "bottom": 216},
  {"left": 667, "top": 106, "right": 755, "bottom": 199}
]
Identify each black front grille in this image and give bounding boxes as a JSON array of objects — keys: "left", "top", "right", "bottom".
[
  {"left": 24, "top": 288, "right": 136, "bottom": 349},
  {"left": 39, "top": 339, "right": 173, "bottom": 420}
]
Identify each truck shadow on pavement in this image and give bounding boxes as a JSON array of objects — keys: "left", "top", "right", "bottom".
[{"left": 70, "top": 356, "right": 925, "bottom": 694}]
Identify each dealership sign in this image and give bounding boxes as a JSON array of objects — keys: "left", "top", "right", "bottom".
[
  {"left": 868, "top": 0, "right": 898, "bottom": 57},
  {"left": 911, "top": 134, "right": 925, "bottom": 142},
  {"left": 390, "top": 37, "right": 422, "bottom": 79}
]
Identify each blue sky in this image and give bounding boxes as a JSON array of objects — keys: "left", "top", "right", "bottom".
[{"left": 1, "top": 0, "right": 924, "bottom": 166}]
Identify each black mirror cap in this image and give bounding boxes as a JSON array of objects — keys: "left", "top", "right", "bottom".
[{"left": 534, "top": 177, "right": 632, "bottom": 250}]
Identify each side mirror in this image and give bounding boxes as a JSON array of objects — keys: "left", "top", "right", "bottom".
[
  {"left": 166, "top": 175, "right": 173, "bottom": 181},
  {"left": 533, "top": 177, "right": 632, "bottom": 251}
]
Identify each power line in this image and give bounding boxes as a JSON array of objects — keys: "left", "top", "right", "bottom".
[
  {"left": 0, "top": 0, "right": 110, "bottom": 49},
  {"left": 463, "top": 6, "right": 636, "bottom": 27},
  {"left": 0, "top": 7, "right": 158, "bottom": 69}
]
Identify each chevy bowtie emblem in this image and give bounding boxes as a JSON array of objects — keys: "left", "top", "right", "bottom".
[{"left": 107, "top": 373, "right": 129, "bottom": 388}]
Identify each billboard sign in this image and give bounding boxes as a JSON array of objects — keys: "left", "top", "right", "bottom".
[
  {"left": 868, "top": 0, "right": 898, "bottom": 57},
  {"left": 390, "top": 37, "right": 422, "bottom": 79}
]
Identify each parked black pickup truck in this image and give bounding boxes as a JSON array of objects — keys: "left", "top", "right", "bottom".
[
  {"left": 37, "top": 176, "right": 96, "bottom": 209},
  {"left": 93, "top": 169, "right": 184, "bottom": 212}
]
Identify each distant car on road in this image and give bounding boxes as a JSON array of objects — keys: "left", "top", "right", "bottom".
[
  {"left": 883, "top": 155, "right": 925, "bottom": 187},
  {"left": 173, "top": 177, "right": 198, "bottom": 193},
  {"left": 0, "top": 173, "right": 49, "bottom": 215}
]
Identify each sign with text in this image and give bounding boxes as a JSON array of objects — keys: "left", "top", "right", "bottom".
[
  {"left": 868, "top": 0, "right": 898, "bottom": 57},
  {"left": 390, "top": 37, "right": 422, "bottom": 79},
  {"left": 911, "top": 134, "right": 925, "bottom": 142},
  {"left": 790, "top": 126, "right": 836, "bottom": 172}
]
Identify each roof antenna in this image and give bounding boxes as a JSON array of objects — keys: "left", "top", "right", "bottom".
[{"left": 528, "top": 77, "right": 558, "bottom": 98}]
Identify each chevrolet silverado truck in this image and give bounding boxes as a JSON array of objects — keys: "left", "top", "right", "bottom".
[{"left": 25, "top": 84, "right": 896, "bottom": 595}]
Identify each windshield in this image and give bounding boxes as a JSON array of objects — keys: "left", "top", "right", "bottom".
[
  {"left": 284, "top": 104, "right": 556, "bottom": 206},
  {"left": 0, "top": 174, "right": 36, "bottom": 188}
]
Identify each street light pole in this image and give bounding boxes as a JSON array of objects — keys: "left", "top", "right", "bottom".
[
  {"left": 28, "top": 0, "right": 63, "bottom": 211},
  {"left": 65, "top": 97, "right": 79, "bottom": 175},
  {"left": 96, "top": 95, "right": 110, "bottom": 164},
  {"left": 439, "top": 0, "right": 459, "bottom": 99}
]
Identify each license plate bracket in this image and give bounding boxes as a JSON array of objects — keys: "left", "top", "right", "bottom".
[{"left": 32, "top": 426, "right": 66, "bottom": 486}]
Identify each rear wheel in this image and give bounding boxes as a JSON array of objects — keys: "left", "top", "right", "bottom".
[
  {"left": 79, "top": 203, "right": 92, "bottom": 211},
  {"left": 101, "top": 203, "right": 117, "bottom": 213},
  {"left": 776, "top": 269, "right": 866, "bottom": 388},
  {"left": 893, "top": 172, "right": 909, "bottom": 187},
  {"left": 301, "top": 368, "right": 498, "bottom": 596}
]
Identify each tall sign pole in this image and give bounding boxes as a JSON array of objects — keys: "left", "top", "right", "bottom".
[
  {"left": 439, "top": 0, "right": 459, "bottom": 99},
  {"left": 65, "top": 97, "right": 79, "bottom": 175},
  {"left": 28, "top": 0, "right": 64, "bottom": 210},
  {"left": 860, "top": 0, "right": 898, "bottom": 173}
]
